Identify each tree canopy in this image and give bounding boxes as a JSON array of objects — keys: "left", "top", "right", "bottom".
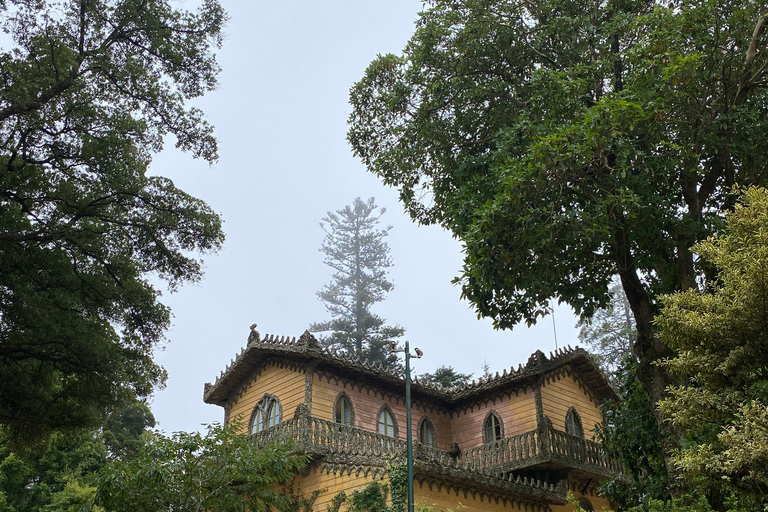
[
  {"left": 311, "top": 197, "right": 404, "bottom": 368},
  {"left": 348, "top": 0, "right": 768, "bottom": 477},
  {"left": 0, "top": 0, "right": 226, "bottom": 439},
  {"left": 657, "top": 187, "right": 768, "bottom": 508},
  {"left": 417, "top": 365, "right": 473, "bottom": 388},
  {"left": 0, "top": 399, "right": 154, "bottom": 512},
  {"left": 96, "top": 423, "right": 309, "bottom": 512}
]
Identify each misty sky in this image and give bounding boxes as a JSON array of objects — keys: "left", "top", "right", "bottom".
[{"left": 149, "top": 0, "right": 582, "bottom": 434}]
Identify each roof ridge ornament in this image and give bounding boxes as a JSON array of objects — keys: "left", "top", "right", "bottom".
[
  {"left": 248, "top": 323, "right": 261, "bottom": 344},
  {"left": 526, "top": 349, "right": 548, "bottom": 368},
  {"left": 299, "top": 330, "right": 321, "bottom": 351}
]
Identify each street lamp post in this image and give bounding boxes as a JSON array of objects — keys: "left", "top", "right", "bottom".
[{"left": 395, "top": 340, "right": 422, "bottom": 512}]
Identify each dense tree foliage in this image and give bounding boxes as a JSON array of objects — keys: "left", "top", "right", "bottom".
[
  {"left": 596, "top": 359, "right": 670, "bottom": 508},
  {"left": 417, "top": 365, "right": 473, "bottom": 388},
  {"left": 0, "top": 400, "right": 154, "bottom": 512},
  {"left": 96, "top": 423, "right": 309, "bottom": 512},
  {"left": 657, "top": 187, "right": 768, "bottom": 509},
  {"left": 0, "top": 0, "right": 226, "bottom": 439},
  {"left": 349, "top": 0, "right": 768, "bottom": 477},
  {"left": 577, "top": 287, "right": 666, "bottom": 506},
  {"left": 311, "top": 197, "right": 404, "bottom": 368}
]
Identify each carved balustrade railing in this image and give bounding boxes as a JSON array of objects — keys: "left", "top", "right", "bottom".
[
  {"left": 249, "top": 410, "right": 621, "bottom": 477},
  {"left": 547, "top": 427, "right": 623, "bottom": 473},
  {"left": 413, "top": 429, "right": 541, "bottom": 474},
  {"left": 249, "top": 412, "right": 406, "bottom": 458},
  {"left": 303, "top": 416, "right": 406, "bottom": 456}
]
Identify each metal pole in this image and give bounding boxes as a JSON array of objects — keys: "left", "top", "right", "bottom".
[{"left": 405, "top": 340, "right": 414, "bottom": 512}]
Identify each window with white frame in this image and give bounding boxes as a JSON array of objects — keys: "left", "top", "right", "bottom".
[{"left": 249, "top": 394, "right": 281, "bottom": 434}]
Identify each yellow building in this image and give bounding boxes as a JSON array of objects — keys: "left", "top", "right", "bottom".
[{"left": 204, "top": 327, "right": 621, "bottom": 512}]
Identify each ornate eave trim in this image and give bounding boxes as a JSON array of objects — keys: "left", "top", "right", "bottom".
[{"left": 203, "top": 326, "right": 617, "bottom": 408}]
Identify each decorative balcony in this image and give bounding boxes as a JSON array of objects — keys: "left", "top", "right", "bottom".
[{"left": 251, "top": 404, "right": 622, "bottom": 502}]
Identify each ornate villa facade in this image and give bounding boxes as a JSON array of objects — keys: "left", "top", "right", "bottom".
[{"left": 203, "top": 326, "right": 621, "bottom": 511}]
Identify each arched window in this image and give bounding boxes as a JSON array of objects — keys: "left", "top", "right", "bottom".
[
  {"left": 249, "top": 407, "right": 264, "bottom": 434},
  {"left": 418, "top": 417, "right": 437, "bottom": 448},
  {"left": 483, "top": 411, "right": 504, "bottom": 443},
  {"left": 566, "top": 407, "right": 584, "bottom": 438},
  {"left": 266, "top": 399, "right": 280, "bottom": 428},
  {"left": 377, "top": 406, "right": 397, "bottom": 438},
  {"left": 334, "top": 393, "right": 354, "bottom": 426},
  {"left": 578, "top": 497, "right": 595, "bottom": 511},
  {"left": 249, "top": 394, "right": 281, "bottom": 434}
]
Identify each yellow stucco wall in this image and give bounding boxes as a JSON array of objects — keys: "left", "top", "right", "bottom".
[
  {"left": 540, "top": 367, "right": 603, "bottom": 440},
  {"left": 227, "top": 361, "right": 306, "bottom": 433},
  {"left": 413, "top": 478, "right": 533, "bottom": 512},
  {"left": 288, "top": 464, "right": 389, "bottom": 512},
  {"left": 549, "top": 484, "right": 614, "bottom": 512},
  {"left": 288, "top": 465, "right": 557, "bottom": 512}
]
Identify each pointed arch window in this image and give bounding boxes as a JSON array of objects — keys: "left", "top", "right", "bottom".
[
  {"left": 483, "top": 410, "right": 504, "bottom": 443},
  {"left": 566, "top": 407, "right": 584, "bottom": 438},
  {"left": 334, "top": 393, "right": 354, "bottom": 426},
  {"left": 578, "top": 497, "right": 595, "bottom": 511},
  {"left": 249, "top": 408, "right": 264, "bottom": 434},
  {"left": 418, "top": 417, "right": 437, "bottom": 448},
  {"left": 249, "top": 394, "right": 282, "bottom": 434},
  {"left": 377, "top": 406, "right": 397, "bottom": 438}
]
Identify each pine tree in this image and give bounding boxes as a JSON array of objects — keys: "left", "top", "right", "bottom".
[{"left": 311, "top": 197, "right": 404, "bottom": 368}]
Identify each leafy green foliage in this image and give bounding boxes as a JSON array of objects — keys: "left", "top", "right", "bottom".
[
  {"left": 0, "top": 399, "right": 153, "bottom": 512},
  {"left": 0, "top": 428, "right": 106, "bottom": 512},
  {"left": 311, "top": 197, "right": 405, "bottom": 368},
  {"left": 388, "top": 463, "right": 406, "bottom": 512},
  {"left": 417, "top": 365, "right": 473, "bottom": 389},
  {"left": 96, "top": 422, "right": 309, "bottom": 512},
  {"left": 596, "top": 359, "right": 670, "bottom": 508},
  {"left": 99, "top": 400, "right": 155, "bottom": 460},
  {"left": 346, "top": 481, "right": 390, "bottom": 512},
  {"left": 349, "top": 0, "right": 768, "bottom": 492},
  {"left": 626, "top": 495, "right": 715, "bottom": 512},
  {"left": 0, "top": 0, "right": 226, "bottom": 440},
  {"left": 657, "top": 187, "right": 768, "bottom": 508}
]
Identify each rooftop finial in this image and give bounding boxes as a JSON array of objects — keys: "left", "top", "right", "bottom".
[{"left": 248, "top": 323, "right": 261, "bottom": 344}]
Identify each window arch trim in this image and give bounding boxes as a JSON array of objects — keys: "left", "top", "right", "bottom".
[
  {"left": 417, "top": 416, "right": 437, "bottom": 448},
  {"left": 377, "top": 404, "right": 398, "bottom": 438},
  {"left": 565, "top": 406, "right": 585, "bottom": 438},
  {"left": 482, "top": 410, "right": 504, "bottom": 443},
  {"left": 248, "top": 393, "right": 282, "bottom": 434},
  {"left": 333, "top": 392, "right": 355, "bottom": 426}
]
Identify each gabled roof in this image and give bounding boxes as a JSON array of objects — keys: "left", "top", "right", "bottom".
[{"left": 203, "top": 325, "right": 618, "bottom": 407}]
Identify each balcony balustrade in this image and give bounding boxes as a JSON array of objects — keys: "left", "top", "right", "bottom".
[{"left": 250, "top": 406, "right": 622, "bottom": 481}]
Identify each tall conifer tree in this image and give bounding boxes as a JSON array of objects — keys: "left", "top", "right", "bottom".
[{"left": 311, "top": 197, "right": 404, "bottom": 368}]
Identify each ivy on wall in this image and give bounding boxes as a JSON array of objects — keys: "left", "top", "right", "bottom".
[{"left": 346, "top": 481, "right": 390, "bottom": 512}]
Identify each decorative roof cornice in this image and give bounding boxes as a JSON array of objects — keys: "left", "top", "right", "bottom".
[{"left": 203, "top": 325, "right": 617, "bottom": 407}]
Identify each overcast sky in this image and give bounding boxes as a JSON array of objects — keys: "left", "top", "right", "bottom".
[{"left": 149, "top": 0, "right": 583, "bottom": 434}]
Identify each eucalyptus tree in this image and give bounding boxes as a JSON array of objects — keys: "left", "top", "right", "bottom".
[
  {"left": 349, "top": 0, "right": 768, "bottom": 475},
  {"left": 0, "top": 0, "right": 226, "bottom": 440},
  {"left": 311, "top": 197, "right": 404, "bottom": 368}
]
